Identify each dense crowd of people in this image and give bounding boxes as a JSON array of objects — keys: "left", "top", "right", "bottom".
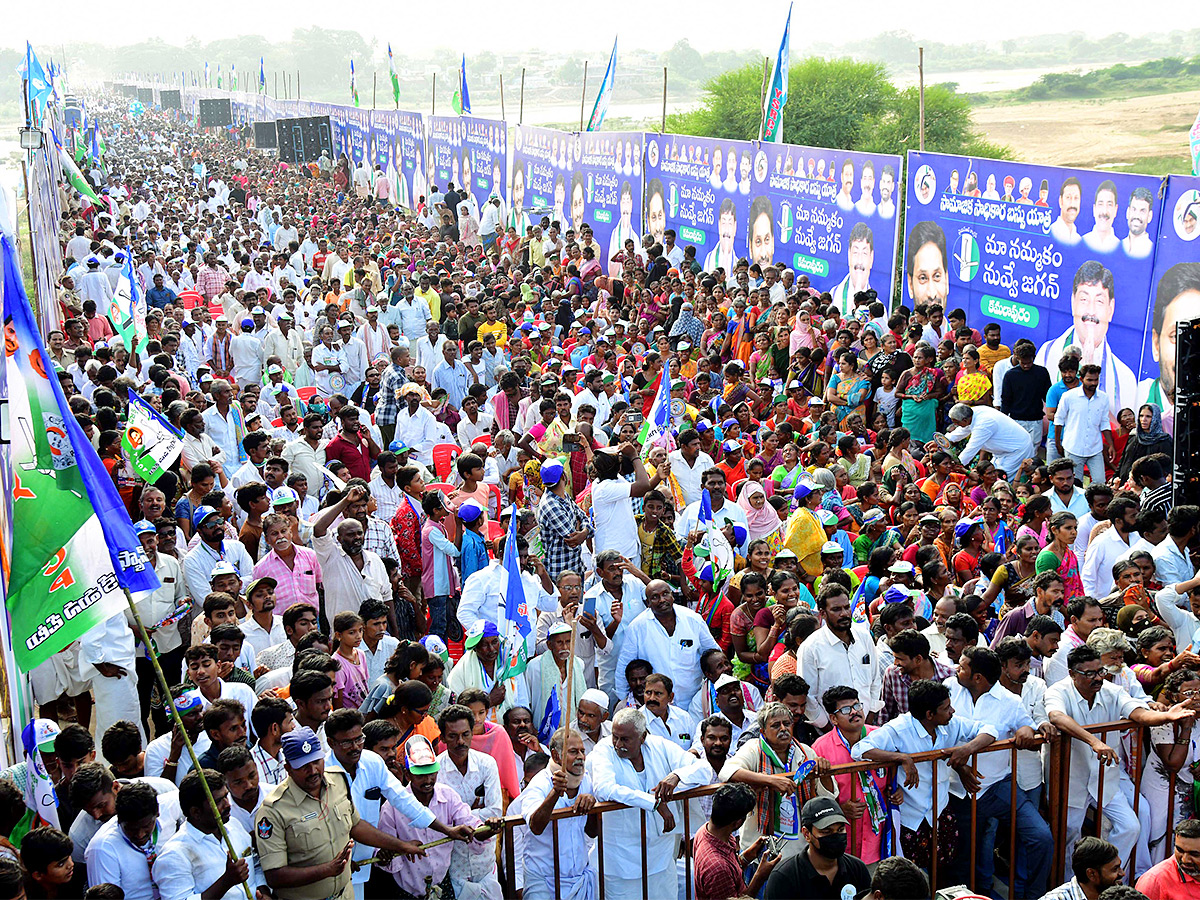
[{"left": 4, "top": 92, "right": 1200, "bottom": 900}]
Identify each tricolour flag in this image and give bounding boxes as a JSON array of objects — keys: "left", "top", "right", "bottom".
[
  {"left": 55, "top": 133, "right": 100, "bottom": 204},
  {"left": 122, "top": 389, "right": 184, "bottom": 483},
  {"left": 2, "top": 234, "right": 159, "bottom": 674},
  {"left": 259, "top": 57, "right": 266, "bottom": 94},
  {"left": 16, "top": 720, "right": 60, "bottom": 838},
  {"left": 204, "top": 61, "right": 210, "bottom": 87},
  {"left": 350, "top": 60, "right": 360, "bottom": 108},
  {"left": 637, "top": 366, "right": 674, "bottom": 457},
  {"left": 231, "top": 63, "right": 237, "bottom": 92},
  {"left": 109, "top": 252, "right": 150, "bottom": 354},
  {"left": 587, "top": 38, "right": 618, "bottom": 132},
  {"left": 760, "top": 3, "right": 792, "bottom": 142},
  {"left": 454, "top": 55, "right": 472, "bottom": 116},
  {"left": 388, "top": 45, "right": 400, "bottom": 107},
  {"left": 498, "top": 512, "right": 531, "bottom": 681}
]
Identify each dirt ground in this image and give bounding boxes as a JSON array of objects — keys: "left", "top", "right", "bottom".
[{"left": 973, "top": 89, "right": 1200, "bottom": 168}]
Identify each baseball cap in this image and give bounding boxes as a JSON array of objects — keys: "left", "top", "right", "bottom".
[
  {"left": 547, "top": 621, "right": 572, "bottom": 638},
  {"left": 821, "top": 541, "right": 844, "bottom": 555},
  {"left": 209, "top": 560, "right": 239, "bottom": 580},
  {"left": 281, "top": 727, "right": 325, "bottom": 767},
  {"left": 817, "top": 510, "right": 838, "bottom": 527},
  {"left": 722, "top": 440, "right": 741, "bottom": 454},
  {"left": 457, "top": 499, "right": 486, "bottom": 523},
  {"left": 403, "top": 735, "right": 441, "bottom": 775},
  {"left": 464, "top": 620, "right": 500, "bottom": 650},
  {"left": 862, "top": 509, "right": 887, "bottom": 525},
  {"left": 713, "top": 673, "right": 741, "bottom": 692},
  {"left": 801, "top": 797, "right": 849, "bottom": 830},
  {"left": 191, "top": 505, "right": 221, "bottom": 530},
  {"left": 271, "top": 486, "right": 300, "bottom": 507},
  {"left": 540, "top": 459, "right": 565, "bottom": 486},
  {"left": 172, "top": 690, "right": 204, "bottom": 715},
  {"left": 31, "top": 719, "right": 60, "bottom": 752},
  {"left": 889, "top": 560, "right": 916, "bottom": 575},
  {"left": 133, "top": 519, "right": 157, "bottom": 536},
  {"left": 244, "top": 576, "right": 277, "bottom": 599}
]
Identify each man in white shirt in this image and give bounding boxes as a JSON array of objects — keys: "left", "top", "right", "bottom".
[
  {"left": 1153, "top": 505, "right": 1200, "bottom": 587},
  {"left": 589, "top": 708, "right": 693, "bottom": 900},
  {"left": 799, "top": 585, "right": 882, "bottom": 728},
  {"left": 853, "top": 679, "right": 999, "bottom": 888},
  {"left": 436, "top": 706, "right": 504, "bottom": 900},
  {"left": 1054, "top": 365, "right": 1114, "bottom": 486},
  {"left": 592, "top": 445, "right": 659, "bottom": 567},
  {"left": 1046, "top": 644, "right": 1192, "bottom": 870},
  {"left": 457, "top": 535, "right": 559, "bottom": 647},
  {"left": 81, "top": 611, "right": 144, "bottom": 765},
  {"left": 311, "top": 487, "right": 390, "bottom": 622},
  {"left": 945, "top": 403, "right": 1035, "bottom": 479},
  {"left": 394, "top": 386, "right": 440, "bottom": 466},
  {"left": 640, "top": 673, "right": 697, "bottom": 750},
  {"left": 1080, "top": 497, "right": 1139, "bottom": 597},
  {"left": 86, "top": 780, "right": 185, "bottom": 900},
  {"left": 151, "top": 768, "right": 263, "bottom": 900},
  {"left": 948, "top": 646, "right": 1051, "bottom": 895},
  {"left": 615, "top": 579, "right": 719, "bottom": 710},
  {"left": 585, "top": 551, "right": 649, "bottom": 703},
  {"left": 674, "top": 467, "right": 748, "bottom": 552},
  {"left": 667, "top": 428, "right": 715, "bottom": 507}
]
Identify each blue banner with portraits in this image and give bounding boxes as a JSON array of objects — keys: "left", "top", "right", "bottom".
[
  {"left": 511, "top": 125, "right": 572, "bottom": 237},
  {"left": 1141, "top": 174, "right": 1200, "bottom": 435},
  {"left": 345, "top": 107, "right": 369, "bottom": 167},
  {"left": 642, "top": 133, "right": 754, "bottom": 273},
  {"left": 427, "top": 115, "right": 508, "bottom": 216},
  {"left": 903, "top": 150, "right": 1167, "bottom": 420},
  {"left": 392, "top": 110, "right": 426, "bottom": 212},
  {"left": 574, "top": 131, "right": 644, "bottom": 278},
  {"left": 749, "top": 144, "right": 902, "bottom": 314}
]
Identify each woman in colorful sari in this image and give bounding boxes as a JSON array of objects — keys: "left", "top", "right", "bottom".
[
  {"left": 749, "top": 331, "right": 775, "bottom": 386},
  {"left": 722, "top": 362, "right": 760, "bottom": 408},
  {"left": 739, "top": 482, "right": 785, "bottom": 545},
  {"left": 783, "top": 480, "right": 827, "bottom": 580},
  {"left": 1035, "top": 511, "right": 1084, "bottom": 602},
  {"left": 789, "top": 310, "right": 821, "bottom": 353},
  {"left": 812, "top": 467, "right": 845, "bottom": 515},
  {"left": 756, "top": 431, "right": 784, "bottom": 483},
  {"left": 954, "top": 346, "right": 992, "bottom": 406},
  {"left": 770, "top": 443, "right": 805, "bottom": 496},
  {"left": 895, "top": 344, "right": 947, "bottom": 445},
  {"left": 825, "top": 350, "right": 873, "bottom": 429}
]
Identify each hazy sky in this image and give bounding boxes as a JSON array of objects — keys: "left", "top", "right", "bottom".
[{"left": 9, "top": 0, "right": 1200, "bottom": 55}]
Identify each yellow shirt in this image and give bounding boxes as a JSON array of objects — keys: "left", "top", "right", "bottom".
[
  {"left": 415, "top": 286, "right": 441, "bottom": 322},
  {"left": 478, "top": 319, "right": 508, "bottom": 348}
]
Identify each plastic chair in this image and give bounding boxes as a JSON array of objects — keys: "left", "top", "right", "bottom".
[
  {"left": 851, "top": 565, "right": 868, "bottom": 579},
  {"left": 485, "top": 520, "right": 505, "bottom": 543},
  {"left": 295, "top": 386, "right": 319, "bottom": 404},
  {"left": 728, "top": 478, "right": 747, "bottom": 501},
  {"left": 426, "top": 483, "right": 456, "bottom": 495},
  {"left": 473, "top": 433, "right": 493, "bottom": 448},
  {"left": 431, "top": 443, "right": 460, "bottom": 480},
  {"left": 488, "top": 483, "right": 504, "bottom": 519}
]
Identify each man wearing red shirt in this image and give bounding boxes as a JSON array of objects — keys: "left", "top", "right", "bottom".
[
  {"left": 1137, "top": 820, "right": 1200, "bottom": 899},
  {"left": 694, "top": 782, "right": 780, "bottom": 900},
  {"left": 323, "top": 404, "right": 380, "bottom": 482}
]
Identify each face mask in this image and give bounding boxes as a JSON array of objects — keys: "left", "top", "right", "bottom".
[{"left": 815, "top": 833, "right": 847, "bottom": 858}]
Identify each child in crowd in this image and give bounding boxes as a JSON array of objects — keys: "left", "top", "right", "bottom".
[{"left": 332, "top": 611, "right": 369, "bottom": 709}]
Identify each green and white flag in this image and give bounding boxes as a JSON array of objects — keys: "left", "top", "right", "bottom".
[
  {"left": 2, "top": 234, "right": 159, "bottom": 673},
  {"left": 122, "top": 390, "right": 183, "bottom": 483},
  {"left": 57, "top": 141, "right": 100, "bottom": 203},
  {"left": 109, "top": 253, "right": 150, "bottom": 353}
]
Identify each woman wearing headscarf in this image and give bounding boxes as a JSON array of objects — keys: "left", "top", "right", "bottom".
[
  {"left": 1118, "top": 403, "right": 1173, "bottom": 483},
  {"left": 738, "top": 481, "right": 783, "bottom": 543},
  {"left": 811, "top": 467, "right": 845, "bottom": 514},
  {"left": 668, "top": 299, "right": 705, "bottom": 346}
]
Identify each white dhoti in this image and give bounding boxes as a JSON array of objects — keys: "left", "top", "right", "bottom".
[
  {"left": 603, "top": 867, "right": 677, "bottom": 900},
  {"left": 91, "top": 671, "right": 145, "bottom": 764},
  {"left": 523, "top": 871, "right": 598, "bottom": 900}
]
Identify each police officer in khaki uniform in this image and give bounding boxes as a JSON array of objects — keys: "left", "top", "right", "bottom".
[{"left": 254, "top": 726, "right": 426, "bottom": 900}]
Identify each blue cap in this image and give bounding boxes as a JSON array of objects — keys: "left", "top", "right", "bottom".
[
  {"left": 457, "top": 499, "right": 485, "bottom": 523},
  {"left": 694, "top": 421, "right": 710, "bottom": 433},
  {"left": 133, "top": 519, "right": 157, "bottom": 536},
  {"left": 540, "top": 458, "right": 565, "bottom": 485},
  {"left": 465, "top": 620, "right": 501, "bottom": 649},
  {"left": 722, "top": 440, "right": 741, "bottom": 454},
  {"left": 281, "top": 727, "right": 324, "bottom": 767},
  {"left": 721, "top": 418, "right": 738, "bottom": 430},
  {"left": 731, "top": 523, "right": 748, "bottom": 546},
  {"left": 793, "top": 480, "right": 816, "bottom": 501},
  {"left": 191, "top": 505, "right": 220, "bottom": 530},
  {"left": 389, "top": 440, "right": 411, "bottom": 454}
]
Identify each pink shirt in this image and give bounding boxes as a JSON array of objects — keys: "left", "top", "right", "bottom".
[
  {"left": 334, "top": 647, "right": 368, "bottom": 708},
  {"left": 378, "top": 783, "right": 489, "bottom": 896},
  {"left": 252, "top": 546, "right": 322, "bottom": 611},
  {"left": 811, "top": 726, "right": 887, "bottom": 863}
]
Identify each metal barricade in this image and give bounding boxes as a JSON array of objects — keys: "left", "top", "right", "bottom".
[{"left": 495, "top": 717, "right": 1177, "bottom": 900}]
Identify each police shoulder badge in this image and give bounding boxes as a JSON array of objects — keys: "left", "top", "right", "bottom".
[{"left": 257, "top": 818, "right": 272, "bottom": 839}]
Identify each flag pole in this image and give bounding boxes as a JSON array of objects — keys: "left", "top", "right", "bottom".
[
  {"left": 661, "top": 67, "right": 668, "bottom": 133},
  {"left": 519, "top": 68, "right": 525, "bottom": 125},
  {"left": 579, "top": 61, "right": 588, "bottom": 132},
  {"left": 373, "top": 72, "right": 377, "bottom": 110},
  {"left": 123, "top": 588, "right": 254, "bottom": 900},
  {"left": 561, "top": 606, "right": 579, "bottom": 744},
  {"left": 918, "top": 47, "right": 926, "bottom": 152},
  {"left": 431, "top": 72, "right": 436, "bottom": 116},
  {"left": 499, "top": 73, "right": 506, "bottom": 122}
]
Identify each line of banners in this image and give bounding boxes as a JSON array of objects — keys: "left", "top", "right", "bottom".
[{"left": 116, "top": 84, "right": 1200, "bottom": 436}]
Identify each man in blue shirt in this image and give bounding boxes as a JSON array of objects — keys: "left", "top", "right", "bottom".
[
  {"left": 146, "top": 272, "right": 177, "bottom": 310},
  {"left": 457, "top": 500, "right": 491, "bottom": 585}
]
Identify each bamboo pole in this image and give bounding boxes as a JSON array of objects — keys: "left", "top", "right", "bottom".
[
  {"left": 562, "top": 607, "right": 579, "bottom": 744},
  {"left": 919, "top": 47, "right": 925, "bottom": 152},
  {"left": 579, "top": 61, "right": 588, "bottom": 132},
  {"left": 499, "top": 73, "right": 506, "bottom": 122},
  {"left": 431, "top": 72, "right": 436, "bottom": 115},
  {"left": 373, "top": 72, "right": 377, "bottom": 109},
  {"left": 124, "top": 589, "right": 253, "bottom": 900},
  {"left": 519, "top": 68, "right": 525, "bottom": 125},
  {"left": 661, "top": 67, "right": 667, "bottom": 132}
]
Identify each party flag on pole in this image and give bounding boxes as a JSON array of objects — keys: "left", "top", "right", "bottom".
[
  {"left": 760, "top": 3, "right": 792, "bottom": 142},
  {"left": 586, "top": 38, "right": 618, "bottom": 132},
  {"left": 122, "top": 390, "right": 184, "bottom": 483},
  {"left": 388, "top": 45, "right": 400, "bottom": 107},
  {"left": 2, "top": 234, "right": 159, "bottom": 674},
  {"left": 498, "top": 512, "right": 531, "bottom": 680},
  {"left": 350, "top": 60, "right": 360, "bottom": 107},
  {"left": 109, "top": 252, "right": 150, "bottom": 353},
  {"left": 453, "top": 54, "right": 472, "bottom": 116},
  {"left": 259, "top": 57, "right": 266, "bottom": 94}
]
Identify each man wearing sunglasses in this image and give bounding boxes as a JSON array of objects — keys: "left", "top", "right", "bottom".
[{"left": 1047, "top": 644, "right": 1196, "bottom": 875}]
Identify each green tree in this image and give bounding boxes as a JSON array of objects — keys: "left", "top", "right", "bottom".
[
  {"left": 665, "top": 39, "right": 704, "bottom": 82},
  {"left": 861, "top": 85, "right": 1009, "bottom": 159}
]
